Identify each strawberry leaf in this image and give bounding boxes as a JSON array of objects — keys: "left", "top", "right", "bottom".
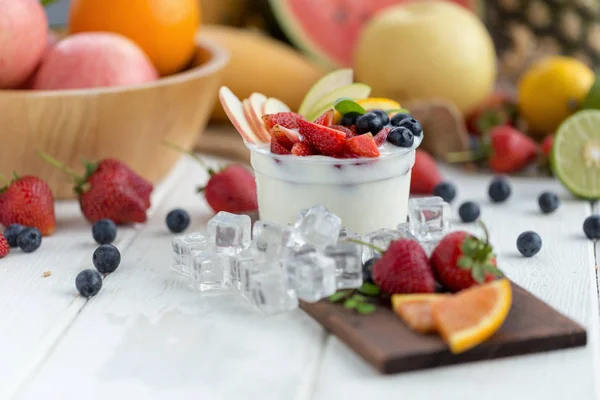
[
  {"left": 472, "top": 266, "right": 485, "bottom": 283},
  {"left": 457, "top": 256, "right": 474, "bottom": 269},
  {"left": 329, "top": 291, "right": 349, "bottom": 303},
  {"left": 358, "top": 283, "right": 381, "bottom": 296},
  {"left": 344, "top": 298, "right": 358, "bottom": 309},
  {"left": 356, "top": 303, "right": 376, "bottom": 315}
]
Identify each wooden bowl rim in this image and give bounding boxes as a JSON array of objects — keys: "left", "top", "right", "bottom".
[{"left": 0, "top": 36, "right": 230, "bottom": 97}]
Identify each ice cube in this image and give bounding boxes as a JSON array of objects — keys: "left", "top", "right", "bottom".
[
  {"left": 190, "top": 251, "right": 231, "bottom": 292},
  {"left": 248, "top": 264, "right": 298, "bottom": 314},
  {"left": 252, "top": 220, "right": 291, "bottom": 260},
  {"left": 324, "top": 242, "right": 363, "bottom": 289},
  {"left": 361, "top": 228, "right": 404, "bottom": 262},
  {"left": 171, "top": 232, "right": 210, "bottom": 276},
  {"left": 292, "top": 205, "right": 342, "bottom": 249},
  {"left": 233, "top": 248, "right": 255, "bottom": 295},
  {"left": 396, "top": 222, "right": 413, "bottom": 237},
  {"left": 338, "top": 227, "right": 361, "bottom": 242},
  {"left": 285, "top": 251, "right": 336, "bottom": 303},
  {"left": 207, "top": 212, "right": 251, "bottom": 254},
  {"left": 408, "top": 197, "right": 450, "bottom": 254}
]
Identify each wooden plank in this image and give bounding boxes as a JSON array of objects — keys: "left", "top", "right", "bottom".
[
  {"left": 302, "top": 282, "right": 586, "bottom": 374},
  {"left": 0, "top": 159, "right": 189, "bottom": 400},
  {"left": 16, "top": 156, "right": 326, "bottom": 400},
  {"left": 313, "top": 168, "right": 600, "bottom": 399}
]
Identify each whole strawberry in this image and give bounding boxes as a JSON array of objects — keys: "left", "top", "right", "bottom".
[
  {"left": 430, "top": 230, "right": 503, "bottom": 292},
  {"left": 38, "top": 151, "right": 153, "bottom": 225},
  {"left": 466, "top": 91, "right": 518, "bottom": 135},
  {"left": 411, "top": 150, "right": 442, "bottom": 194},
  {"left": 0, "top": 234, "right": 9, "bottom": 258},
  {"left": 487, "top": 126, "right": 539, "bottom": 173},
  {"left": 372, "top": 239, "right": 436, "bottom": 294},
  {"left": 0, "top": 175, "right": 56, "bottom": 235}
]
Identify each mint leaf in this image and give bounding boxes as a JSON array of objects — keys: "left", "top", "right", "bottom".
[
  {"left": 356, "top": 303, "right": 376, "bottom": 315},
  {"left": 344, "top": 298, "right": 358, "bottom": 309},
  {"left": 358, "top": 283, "right": 381, "bottom": 296},
  {"left": 329, "top": 291, "right": 349, "bottom": 303},
  {"left": 334, "top": 98, "right": 366, "bottom": 116}
]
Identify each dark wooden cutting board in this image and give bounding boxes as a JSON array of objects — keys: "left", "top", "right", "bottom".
[{"left": 301, "top": 282, "right": 587, "bottom": 374}]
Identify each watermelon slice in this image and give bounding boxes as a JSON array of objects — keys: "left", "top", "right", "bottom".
[{"left": 268, "top": 0, "right": 481, "bottom": 67}]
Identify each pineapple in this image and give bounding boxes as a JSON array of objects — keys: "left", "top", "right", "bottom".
[{"left": 484, "top": 0, "right": 600, "bottom": 84}]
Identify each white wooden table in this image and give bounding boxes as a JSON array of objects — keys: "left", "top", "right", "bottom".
[{"left": 1, "top": 154, "right": 599, "bottom": 400}]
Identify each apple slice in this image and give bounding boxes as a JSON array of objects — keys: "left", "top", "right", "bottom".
[
  {"left": 242, "top": 99, "right": 265, "bottom": 143},
  {"left": 263, "top": 97, "right": 291, "bottom": 115},
  {"left": 248, "top": 93, "right": 272, "bottom": 142},
  {"left": 298, "top": 68, "right": 353, "bottom": 116},
  {"left": 306, "top": 83, "right": 371, "bottom": 122},
  {"left": 219, "top": 86, "right": 260, "bottom": 144}
]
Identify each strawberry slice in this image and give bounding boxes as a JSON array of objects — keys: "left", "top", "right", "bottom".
[
  {"left": 272, "top": 124, "right": 301, "bottom": 150},
  {"left": 374, "top": 126, "right": 392, "bottom": 146},
  {"left": 262, "top": 112, "right": 303, "bottom": 130},
  {"left": 270, "top": 137, "right": 291, "bottom": 155},
  {"left": 291, "top": 141, "right": 317, "bottom": 156},
  {"left": 298, "top": 119, "right": 346, "bottom": 156},
  {"left": 345, "top": 134, "right": 380, "bottom": 158},
  {"left": 330, "top": 125, "right": 355, "bottom": 138},
  {"left": 313, "top": 109, "right": 334, "bottom": 126}
]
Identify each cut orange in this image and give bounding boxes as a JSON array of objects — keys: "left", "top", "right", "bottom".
[
  {"left": 432, "top": 279, "right": 512, "bottom": 354},
  {"left": 391, "top": 294, "right": 448, "bottom": 334}
]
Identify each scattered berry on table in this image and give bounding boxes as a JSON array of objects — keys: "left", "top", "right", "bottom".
[
  {"left": 516, "top": 231, "right": 542, "bottom": 257},
  {"left": 488, "top": 177, "right": 512, "bottom": 203},
  {"left": 0, "top": 234, "right": 9, "bottom": 258},
  {"left": 390, "top": 114, "right": 423, "bottom": 137},
  {"left": 371, "top": 109, "right": 390, "bottom": 125},
  {"left": 340, "top": 112, "right": 361, "bottom": 127},
  {"left": 458, "top": 201, "right": 480, "bottom": 223},
  {"left": 583, "top": 215, "right": 600, "bottom": 240},
  {"left": 93, "top": 244, "right": 121, "bottom": 274},
  {"left": 92, "top": 219, "right": 117, "bottom": 245},
  {"left": 362, "top": 257, "right": 380, "bottom": 284},
  {"left": 4, "top": 224, "right": 25, "bottom": 248},
  {"left": 17, "top": 227, "right": 42, "bottom": 253},
  {"left": 75, "top": 269, "right": 103, "bottom": 298},
  {"left": 538, "top": 192, "right": 560, "bottom": 214},
  {"left": 372, "top": 239, "right": 436, "bottom": 294},
  {"left": 433, "top": 181, "right": 457, "bottom": 203},
  {"left": 356, "top": 112, "right": 384, "bottom": 135},
  {"left": 166, "top": 208, "right": 191, "bottom": 233},
  {"left": 386, "top": 126, "right": 414, "bottom": 147}
]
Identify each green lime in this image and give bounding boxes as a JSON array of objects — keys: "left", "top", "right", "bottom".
[{"left": 551, "top": 110, "right": 600, "bottom": 199}]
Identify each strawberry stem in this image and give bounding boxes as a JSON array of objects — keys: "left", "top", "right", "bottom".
[
  {"left": 36, "top": 149, "right": 83, "bottom": 180},
  {"left": 0, "top": 173, "right": 9, "bottom": 186},
  {"left": 348, "top": 238, "right": 385, "bottom": 254},
  {"left": 445, "top": 150, "right": 485, "bottom": 163},
  {"left": 478, "top": 220, "right": 491, "bottom": 246},
  {"left": 163, "top": 140, "right": 216, "bottom": 176}
]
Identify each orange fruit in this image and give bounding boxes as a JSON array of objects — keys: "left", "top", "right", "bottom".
[
  {"left": 432, "top": 279, "right": 512, "bottom": 354},
  {"left": 68, "top": 0, "right": 201, "bottom": 76},
  {"left": 391, "top": 293, "right": 448, "bottom": 334}
]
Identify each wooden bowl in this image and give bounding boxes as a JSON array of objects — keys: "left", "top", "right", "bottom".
[{"left": 0, "top": 36, "right": 229, "bottom": 199}]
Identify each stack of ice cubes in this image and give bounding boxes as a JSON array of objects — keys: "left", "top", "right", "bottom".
[{"left": 170, "top": 197, "right": 450, "bottom": 316}]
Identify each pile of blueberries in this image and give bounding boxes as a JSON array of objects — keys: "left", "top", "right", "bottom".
[
  {"left": 341, "top": 110, "right": 422, "bottom": 148},
  {"left": 3, "top": 224, "right": 43, "bottom": 253},
  {"left": 431, "top": 176, "right": 600, "bottom": 258}
]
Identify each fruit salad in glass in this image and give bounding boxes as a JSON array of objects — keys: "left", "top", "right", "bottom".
[{"left": 219, "top": 69, "right": 423, "bottom": 233}]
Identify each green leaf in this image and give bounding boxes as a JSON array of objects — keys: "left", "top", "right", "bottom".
[
  {"left": 358, "top": 283, "right": 381, "bottom": 296},
  {"left": 329, "top": 291, "right": 349, "bottom": 303},
  {"left": 457, "top": 256, "right": 474, "bottom": 269},
  {"left": 472, "top": 266, "right": 485, "bottom": 283},
  {"left": 356, "top": 303, "right": 376, "bottom": 315},
  {"left": 344, "top": 298, "right": 359, "bottom": 309},
  {"left": 334, "top": 98, "right": 366, "bottom": 116}
]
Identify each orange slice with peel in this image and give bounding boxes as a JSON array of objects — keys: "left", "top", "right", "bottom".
[
  {"left": 333, "top": 97, "right": 402, "bottom": 124},
  {"left": 432, "top": 279, "right": 512, "bottom": 354},
  {"left": 392, "top": 293, "right": 448, "bottom": 334}
]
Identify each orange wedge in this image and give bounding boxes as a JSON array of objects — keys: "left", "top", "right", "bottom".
[
  {"left": 391, "top": 294, "right": 448, "bottom": 334},
  {"left": 431, "top": 279, "right": 512, "bottom": 354}
]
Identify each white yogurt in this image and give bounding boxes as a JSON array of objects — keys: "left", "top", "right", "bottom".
[{"left": 247, "top": 135, "right": 422, "bottom": 234}]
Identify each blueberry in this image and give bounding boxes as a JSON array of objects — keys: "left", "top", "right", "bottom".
[
  {"left": 166, "top": 208, "right": 190, "bottom": 233},
  {"left": 583, "top": 215, "right": 600, "bottom": 240},
  {"left": 4, "top": 224, "right": 25, "bottom": 248},
  {"left": 362, "top": 257, "right": 380, "bottom": 284},
  {"left": 538, "top": 192, "right": 560, "bottom": 214},
  {"left": 386, "top": 126, "right": 414, "bottom": 147},
  {"left": 433, "top": 181, "right": 457, "bottom": 203},
  {"left": 93, "top": 244, "right": 121, "bottom": 274},
  {"left": 390, "top": 114, "right": 423, "bottom": 137},
  {"left": 75, "top": 269, "right": 103, "bottom": 298},
  {"left": 356, "top": 112, "right": 384, "bottom": 135},
  {"left": 516, "top": 231, "right": 542, "bottom": 257},
  {"left": 92, "top": 219, "right": 117, "bottom": 245},
  {"left": 488, "top": 177, "right": 511, "bottom": 203},
  {"left": 371, "top": 109, "right": 390, "bottom": 125},
  {"left": 17, "top": 227, "right": 41, "bottom": 253},
  {"left": 340, "top": 112, "right": 361, "bottom": 127},
  {"left": 458, "top": 201, "right": 480, "bottom": 223}
]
